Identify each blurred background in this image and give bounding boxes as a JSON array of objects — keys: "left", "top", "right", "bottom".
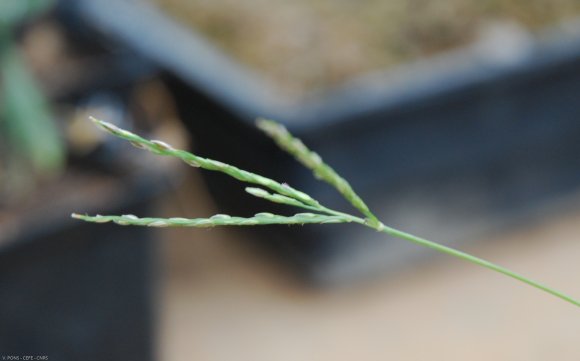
[{"left": 1, "top": 0, "right": 580, "bottom": 360}]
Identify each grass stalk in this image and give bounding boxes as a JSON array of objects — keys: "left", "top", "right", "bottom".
[
  {"left": 378, "top": 224, "right": 580, "bottom": 307},
  {"left": 73, "top": 117, "right": 580, "bottom": 309}
]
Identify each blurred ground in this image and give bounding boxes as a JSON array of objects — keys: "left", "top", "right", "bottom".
[{"left": 158, "top": 173, "right": 580, "bottom": 361}]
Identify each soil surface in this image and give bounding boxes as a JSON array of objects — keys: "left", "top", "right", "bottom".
[
  {"left": 0, "top": 171, "right": 120, "bottom": 243},
  {"left": 154, "top": 0, "right": 580, "bottom": 96}
]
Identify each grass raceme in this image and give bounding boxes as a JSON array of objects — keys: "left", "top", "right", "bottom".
[{"left": 73, "top": 116, "right": 580, "bottom": 308}]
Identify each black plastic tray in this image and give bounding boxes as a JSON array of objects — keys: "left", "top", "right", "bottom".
[
  {"left": 60, "top": 0, "right": 580, "bottom": 283},
  {"left": 0, "top": 18, "right": 167, "bottom": 357},
  {"left": 0, "top": 170, "right": 165, "bottom": 361}
]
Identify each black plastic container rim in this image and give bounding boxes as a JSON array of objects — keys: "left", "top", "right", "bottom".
[
  {"left": 0, "top": 168, "right": 171, "bottom": 254},
  {"left": 62, "top": 0, "right": 580, "bottom": 132}
]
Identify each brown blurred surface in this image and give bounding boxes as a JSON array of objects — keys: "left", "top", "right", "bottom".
[{"left": 159, "top": 174, "right": 580, "bottom": 361}]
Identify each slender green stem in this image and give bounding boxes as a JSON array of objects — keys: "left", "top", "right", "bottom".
[
  {"left": 316, "top": 205, "right": 367, "bottom": 223},
  {"left": 376, "top": 223, "right": 580, "bottom": 307}
]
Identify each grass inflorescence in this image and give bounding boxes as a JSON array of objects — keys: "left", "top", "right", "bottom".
[{"left": 72, "top": 116, "right": 580, "bottom": 309}]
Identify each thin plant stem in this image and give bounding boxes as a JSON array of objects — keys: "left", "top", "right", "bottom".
[{"left": 377, "top": 223, "right": 580, "bottom": 307}]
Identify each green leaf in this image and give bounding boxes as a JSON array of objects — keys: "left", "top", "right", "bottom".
[
  {"left": 0, "top": 0, "right": 54, "bottom": 27},
  {"left": 1, "top": 39, "right": 65, "bottom": 176}
]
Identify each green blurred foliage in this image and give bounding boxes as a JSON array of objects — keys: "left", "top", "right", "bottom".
[
  {"left": 0, "top": 0, "right": 55, "bottom": 27},
  {"left": 0, "top": 0, "right": 65, "bottom": 195}
]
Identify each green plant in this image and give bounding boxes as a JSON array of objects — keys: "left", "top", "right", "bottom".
[
  {"left": 73, "top": 117, "right": 580, "bottom": 308},
  {"left": 0, "top": 0, "right": 65, "bottom": 197}
]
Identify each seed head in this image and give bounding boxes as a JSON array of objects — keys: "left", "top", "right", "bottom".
[
  {"left": 148, "top": 220, "right": 170, "bottom": 227},
  {"left": 255, "top": 212, "right": 275, "bottom": 218},
  {"left": 245, "top": 187, "right": 270, "bottom": 198},
  {"left": 151, "top": 140, "right": 175, "bottom": 151}
]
